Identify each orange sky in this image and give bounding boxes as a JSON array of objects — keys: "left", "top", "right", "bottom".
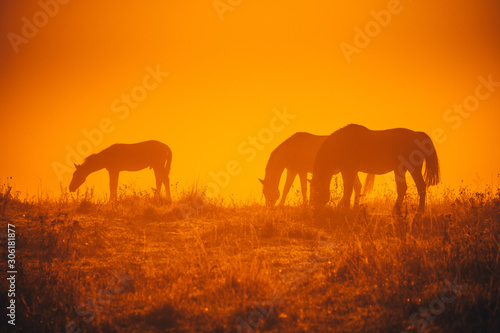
[{"left": 1, "top": 0, "right": 499, "bottom": 200}]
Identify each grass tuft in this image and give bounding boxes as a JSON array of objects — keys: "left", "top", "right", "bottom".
[{"left": 0, "top": 183, "right": 499, "bottom": 332}]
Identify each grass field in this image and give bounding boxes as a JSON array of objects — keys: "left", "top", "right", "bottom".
[{"left": 1, "top": 182, "right": 499, "bottom": 333}]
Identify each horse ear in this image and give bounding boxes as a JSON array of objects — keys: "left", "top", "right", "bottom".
[
  {"left": 74, "top": 163, "right": 80, "bottom": 169},
  {"left": 259, "top": 178, "right": 265, "bottom": 185}
]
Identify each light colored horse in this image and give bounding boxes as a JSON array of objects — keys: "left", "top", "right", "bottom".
[
  {"left": 259, "top": 132, "right": 375, "bottom": 206},
  {"left": 311, "top": 124, "right": 440, "bottom": 213},
  {"left": 69, "top": 140, "right": 172, "bottom": 201}
]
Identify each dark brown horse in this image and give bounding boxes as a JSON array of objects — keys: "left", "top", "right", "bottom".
[
  {"left": 69, "top": 140, "right": 172, "bottom": 201},
  {"left": 311, "top": 124, "right": 440, "bottom": 213},
  {"left": 260, "top": 132, "right": 375, "bottom": 206}
]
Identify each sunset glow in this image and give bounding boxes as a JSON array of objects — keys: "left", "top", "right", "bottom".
[
  {"left": 1, "top": 0, "right": 499, "bottom": 200},
  {"left": 1, "top": 2, "right": 500, "bottom": 332}
]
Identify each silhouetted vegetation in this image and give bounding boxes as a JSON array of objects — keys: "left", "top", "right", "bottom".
[{"left": 0, "top": 183, "right": 499, "bottom": 332}]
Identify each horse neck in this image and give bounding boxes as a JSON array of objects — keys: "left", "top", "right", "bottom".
[
  {"left": 264, "top": 154, "right": 286, "bottom": 186},
  {"left": 312, "top": 157, "right": 335, "bottom": 187},
  {"left": 81, "top": 154, "right": 106, "bottom": 176},
  {"left": 314, "top": 169, "right": 333, "bottom": 186}
]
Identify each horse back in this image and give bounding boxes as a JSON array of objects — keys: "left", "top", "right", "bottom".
[
  {"left": 273, "top": 132, "right": 327, "bottom": 172},
  {"left": 103, "top": 140, "right": 171, "bottom": 171},
  {"left": 320, "top": 125, "right": 428, "bottom": 174}
]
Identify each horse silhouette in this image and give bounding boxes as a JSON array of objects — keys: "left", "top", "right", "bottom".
[
  {"left": 69, "top": 140, "right": 172, "bottom": 201},
  {"left": 259, "top": 132, "right": 375, "bottom": 206},
  {"left": 311, "top": 124, "right": 440, "bottom": 213}
]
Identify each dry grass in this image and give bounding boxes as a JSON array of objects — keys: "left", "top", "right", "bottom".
[{"left": 0, "top": 183, "right": 499, "bottom": 332}]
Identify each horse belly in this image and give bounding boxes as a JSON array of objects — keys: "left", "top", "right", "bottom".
[
  {"left": 349, "top": 147, "right": 397, "bottom": 175},
  {"left": 114, "top": 156, "right": 153, "bottom": 172},
  {"left": 124, "top": 165, "right": 150, "bottom": 172}
]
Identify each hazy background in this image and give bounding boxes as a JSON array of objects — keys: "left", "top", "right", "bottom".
[{"left": 1, "top": 0, "right": 499, "bottom": 200}]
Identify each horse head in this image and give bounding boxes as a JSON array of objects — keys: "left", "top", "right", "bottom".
[
  {"left": 310, "top": 176, "right": 330, "bottom": 209},
  {"left": 259, "top": 178, "right": 280, "bottom": 207},
  {"left": 69, "top": 163, "right": 86, "bottom": 192}
]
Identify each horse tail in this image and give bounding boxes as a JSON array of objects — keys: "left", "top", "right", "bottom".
[
  {"left": 165, "top": 146, "right": 172, "bottom": 175},
  {"left": 362, "top": 174, "right": 375, "bottom": 196},
  {"left": 421, "top": 133, "right": 440, "bottom": 186}
]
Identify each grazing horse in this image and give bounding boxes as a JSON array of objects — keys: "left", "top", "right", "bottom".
[
  {"left": 311, "top": 124, "right": 440, "bottom": 213},
  {"left": 69, "top": 140, "right": 172, "bottom": 201},
  {"left": 259, "top": 132, "right": 375, "bottom": 206}
]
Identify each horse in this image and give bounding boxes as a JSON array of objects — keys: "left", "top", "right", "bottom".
[
  {"left": 259, "top": 132, "right": 375, "bottom": 206},
  {"left": 310, "top": 124, "right": 440, "bottom": 213},
  {"left": 69, "top": 140, "right": 172, "bottom": 202}
]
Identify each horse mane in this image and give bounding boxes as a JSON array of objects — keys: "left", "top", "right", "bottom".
[
  {"left": 336, "top": 123, "right": 368, "bottom": 133},
  {"left": 265, "top": 149, "right": 282, "bottom": 174},
  {"left": 83, "top": 144, "right": 113, "bottom": 164},
  {"left": 83, "top": 152, "right": 102, "bottom": 165}
]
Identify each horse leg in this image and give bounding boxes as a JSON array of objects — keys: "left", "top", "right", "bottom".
[
  {"left": 108, "top": 170, "right": 119, "bottom": 201},
  {"left": 298, "top": 172, "right": 308, "bottom": 205},
  {"left": 353, "top": 174, "right": 362, "bottom": 207},
  {"left": 410, "top": 169, "right": 426, "bottom": 213},
  {"left": 163, "top": 172, "right": 171, "bottom": 203},
  {"left": 341, "top": 172, "right": 355, "bottom": 211},
  {"left": 394, "top": 170, "right": 407, "bottom": 214},
  {"left": 154, "top": 166, "right": 171, "bottom": 203},
  {"left": 153, "top": 167, "right": 162, "bottom": 199},
  {"left": 279, "top": 170, "right": 296, "bottom": 206}
]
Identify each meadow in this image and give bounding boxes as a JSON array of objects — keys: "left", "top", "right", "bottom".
[{"left": 0, "top": 181, "right": 499, "bottom": 333}]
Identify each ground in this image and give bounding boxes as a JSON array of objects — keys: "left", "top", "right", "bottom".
[{"left": 0, "top": 184, "right": 499, "bottom": 332}]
